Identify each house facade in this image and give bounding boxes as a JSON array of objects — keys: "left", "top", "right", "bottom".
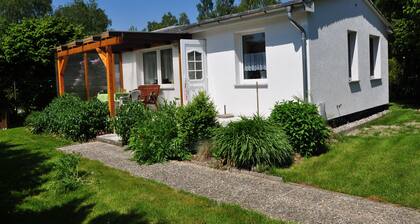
[{"left": 56, "top": 0, "right": 391, "bottom": 121}]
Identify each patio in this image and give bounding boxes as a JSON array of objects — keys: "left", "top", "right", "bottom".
[{"left": 55, "top": 31, "right": 191, "bottom": 116}]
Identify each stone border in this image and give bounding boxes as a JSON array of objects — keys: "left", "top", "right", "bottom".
[{"left": 333, "top": 110, "right": 389, "bottom": 134}]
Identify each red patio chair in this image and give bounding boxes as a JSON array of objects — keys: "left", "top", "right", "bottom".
[{"left": 138, "top": 84, "right": 160, "bottom": 108}]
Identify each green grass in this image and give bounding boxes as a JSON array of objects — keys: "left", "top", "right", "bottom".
[
  {"left": 271, "top": 104, "right": 420, "bottom": 208},
  {"left": 0, "top": 128, "right": 286, "bottom": 224}
]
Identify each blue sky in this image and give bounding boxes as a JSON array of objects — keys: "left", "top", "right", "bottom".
[{"left": 52, "top": 0, "right": 242, "bottom": 31}]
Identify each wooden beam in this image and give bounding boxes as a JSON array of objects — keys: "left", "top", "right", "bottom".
[
  {"left": 56, "top": 56, "right": 68, "bottom": 96},
  {"left": 105, "top": 47, "right": 116, "bottom": 116},
  {"left": 83, "top": 53, "right": 90, "bottom": 100},
  {"left": 57, "top": 37, "right": 122, "bottom": 57},
  {"left": 119, "top": 52, "right": 124, "bottom": 91},
  {"left": 177, "top": 41, "right": 184, "bottom": 106},
  {"left": 96, "top": 48, "right": 107, "bottom": 65}
]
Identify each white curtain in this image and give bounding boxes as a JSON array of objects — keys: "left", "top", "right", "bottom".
[
  {"left": 143, "top": 52, "right": 157, "bottom": 84},
  {"left": 244, "top": 52, "right": 266, "bottom": 72}
]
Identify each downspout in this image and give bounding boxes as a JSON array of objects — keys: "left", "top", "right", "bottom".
[{"left": 287, "top": 6, "right": 309, "bottom": 102}]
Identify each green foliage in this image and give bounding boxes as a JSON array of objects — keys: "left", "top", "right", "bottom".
[
  {"left": 0, "top": 16, "right": 84, "bottom": 113},
  {"left": 270, "top": 100, "right": 330, "bottom": 157},
  {"left": 197, "top": 0, "right": 215, "bottom": 21},
  {"left": 51, "top": 153, "right": 84, "bottom": 193},
  {"left": 24, "top": 111, "right": 47, "bottom": 134},
  {"left": 215, "top": 0, "right": 236, "bottom": 17},
  {"left": 146, "top": 12, "right": 190, "bottom": 31},
  {"left": 54, "top": 0, "right": 111, "bottom": 35},
  {"left": 129, "top": 102, "right": 190, "bottom": 164},
  {"left": 176, "top": 92, "right": 219, "bottom": 151},
  {"left": 237, "top": 0, "right": 278, "bottom": 11},
  {"left": 113, "top": 102, "right": 151, "bottom": 145},
  {"left": 374, "top": 0, "right": 420, "bottom": 100},
  {"left": 25, "top": 94, "right": 109, "bottom": 142},
  {"left": 0, "top": 0, "right": 52, "bottom": 32},
  {"left": 213, "top": 116, "right": 293, "bottom": 169}
]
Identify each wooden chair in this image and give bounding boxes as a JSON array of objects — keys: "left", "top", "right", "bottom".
[{"left": 138, "top": 84, "right": 160, "bottom": 108}]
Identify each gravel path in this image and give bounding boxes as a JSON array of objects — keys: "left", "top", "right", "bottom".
[{"left": 59, "top": 142, "right": 420, "bottom": 224}]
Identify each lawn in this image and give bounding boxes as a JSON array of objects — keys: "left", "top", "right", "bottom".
[
  {"left": 272, "top": 104, "right": 420, "bottom": 209},
  {"left": 0, "top": 128, "right": 285, "bottom": 224}
]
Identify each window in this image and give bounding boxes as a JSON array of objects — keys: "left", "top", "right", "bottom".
[
  {"left": 242, "top": 32, "right": 267, "bottom": 80},
  {"left": 160, "top": 49, "right": 174, "bottom": 84},
  {"left": 143, "top": 51, "right": 158, "bottom": 84},
  {"left": 347, "top": 31, "right": 358, "bottom": 81},
  {"left": 187, "top": 51, "right": 203, "bottom": 80},
  {"left": 142, "top": 48, "right": 174, "bottom": 86},
  {"left": 369, "top": 35, "right": 380, "bottom": 78}
]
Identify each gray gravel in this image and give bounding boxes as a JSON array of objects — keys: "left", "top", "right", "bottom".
[{"left": 59, "top": 142, "right": 420, "bottom": 224}]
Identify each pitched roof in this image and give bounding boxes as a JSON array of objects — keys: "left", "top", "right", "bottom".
[{"left": 156, "top": 0, "right": 391, "bottom": 33}]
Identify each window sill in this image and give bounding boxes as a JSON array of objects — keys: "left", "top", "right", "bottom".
[
  {"left": 161, "top": 85, "right": 175, "bottom": 90},
  {"left": 234, "top": 83, "right": 268, "bottom": 89},
  {"left": 349, "top": 79, "right": 360, "bottom": 83},
  {"left": 370, "top": 77, "right": 382, "bottom": 81}
]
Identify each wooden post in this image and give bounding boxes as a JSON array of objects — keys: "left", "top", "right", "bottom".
[
  {"left": 119, "top": 52, "right": 124, "bottom": 91},
  {"left": 105, "top": 47, "right": 116, "bottom": 116},
  {"left": 96, "top": 47, "right": 116, "bottom": 116},
  {"left": 83, "top": 53, "right": 90, "bottom": 100},
  {"left": 56, "top": 56, "right": 68, "bottom": 96}
]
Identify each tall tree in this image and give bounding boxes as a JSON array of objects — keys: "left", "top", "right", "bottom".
[
  {"left": 215, "top": 0, "right": 236, "bottom": 17},
  {"left": 197, "top": 0, "right": 215, "bottom": 21},
  {"left": 237, "top": 0, "right": 278, "bottom": 12},
  {"left": 54, "top": 0, "right": 111, "bottom": 35},
  {"left": 0, "top": 0, "right": 52, "bottom": 31},
  {"left": 146, "top": 12, "right": 190, "bottom": 31},
  {"left": 374, "top": 0, "right": 420, "bottom": 100},
  {"left": 1, "top": 16, "right": 84, "bottom": 112},
  {"left": 178, "top": 12, "right": 190, "bottom": 25}
]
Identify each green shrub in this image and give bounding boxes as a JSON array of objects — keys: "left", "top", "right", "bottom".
[
  {"left": 213, "top": 116, "right": 293, "bottom": 169},
  {"left": 51, "top": 153, "right": 84, "bottom": 192},
  {"left": 113, "top": 102, "right": 150, "bottom": 145},
  {"left": 25, "top": 111, "right": 47, "bottom": 134},
  {"left": 269, "top": 100, "right": 330, "bottom": 156},
  {"left": 129, "top": 102, "right": 190, "bottom": 164},
  {"left": 176, "top": 92, "right": 218, "bottom": 151},
  {"left": 25, "top": 94, "right": 110, "bottom": 142}
]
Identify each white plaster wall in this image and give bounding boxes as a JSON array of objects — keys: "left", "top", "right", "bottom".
[
  {"left": 121, "top": 44, "right": 181, "bottom": 103},
  {"left": 308, "top": 0, "right": 389, "bottom": 120},
  {"left": 192, "top": 14, "right": 306, "bottom": 117}
]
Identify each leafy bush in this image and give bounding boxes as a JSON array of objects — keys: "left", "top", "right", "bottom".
[
  {"left": 113, "top": 102, "right": 151, "bottom": 145},
  {"left": 176, "top": 92, "right": 218, "bottom": 151},
  {"left": 25, "top": 94, "right": 110, "bottom": 142},
  {"left": 213, "top": 116, "right": 293, "bottom": 169},
  {"left": 269, "top": 100, "right": 330, "bottom": 156},
  {"left": 129, "top": 102, "right": 190, "bottom": 164},
  {"left": 51, "top": 153, "right": 84, "bottom": 192},
  {"left": 24, "top": 111, "right": 47, "bottom": 134}
]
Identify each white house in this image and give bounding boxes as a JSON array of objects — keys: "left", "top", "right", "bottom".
[{"left": 56, "top": 0, "right": 391, "bottom": 123}]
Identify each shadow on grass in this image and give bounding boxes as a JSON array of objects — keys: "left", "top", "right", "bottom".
[
  {"left": 0, "top": 139, "right": 168, "bottom": 224},
  {"left": 0, "top": 141, "right": 50, "bottom": 218}
]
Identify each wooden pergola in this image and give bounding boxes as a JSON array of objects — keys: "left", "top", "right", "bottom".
[{"left": 56, "top": 31, "right": 191, "bottom": 116}]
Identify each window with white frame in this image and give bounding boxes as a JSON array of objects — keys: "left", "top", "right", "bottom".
[
  {"left": 242, "top": 32, "right": 267, "bottom": 80},
  {"left": 187, "top": 51, "right": 203, "bottom": 80},
  {"left": 142, "top": 47, "right": 174, "bottom": 85},
  {"left": 347, "top": 31, "right": 358, "bottom": 81},
  {"left": 369, "top": 35, "right": 380, "bottom": 78}
]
